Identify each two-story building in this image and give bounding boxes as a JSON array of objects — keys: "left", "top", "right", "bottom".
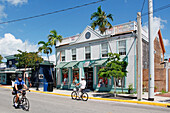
[{"left": 55, "top": 21, "right": 167, "bottom": 92}]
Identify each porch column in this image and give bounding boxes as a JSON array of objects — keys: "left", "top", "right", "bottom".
[
  {"left": 68, "top": 67, "right": 72, "bottom": 88},
  {"left": 93, "top": 66, "right": 97, "bottom": 89}
]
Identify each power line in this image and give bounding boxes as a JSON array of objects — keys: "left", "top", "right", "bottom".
[
  {"left": 0, "top": 0, "right": 106, "bottom": 25},
  {"left": 141, "top": 0, "right": 146, "bottom": 15},
  {"left": 141, "top": 3, "right": 170, "bottom": 17},
  {"left": 136, "top": 3, "right": 170, "bottom": 20}
]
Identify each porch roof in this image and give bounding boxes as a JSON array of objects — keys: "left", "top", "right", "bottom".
[
  {"left": 64, "top": 61, "right": 79, "bottom": 68},
  {"left": 91, "top": 59, "right": 107, "bottom": 67},
  {"left": 56, "top": 62, "right": 68, "bottom": 68}
]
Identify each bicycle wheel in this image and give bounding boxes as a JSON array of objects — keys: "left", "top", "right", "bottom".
[
  {"left": 13, "top": 96, "right": 16, "bottom": 105},
  {"left": 22, "top": 98, "right": 30, "bottom": 111},
  {"left": 81, "top": 92, "right": 88, "bottom": 101},
  {"left": 71, "top": 91, "right": 77, "bottom": 100}
]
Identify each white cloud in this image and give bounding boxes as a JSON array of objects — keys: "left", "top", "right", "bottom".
[
  {"left": 42, "top": 54, "right": 56, "bottom": 64},
  {"left": 142, "top": 17, "right": 167, "bottom": 38},
  {"left": 0, "top": 5, "right": 7, "bottom": 21},
  {"left": 0, "top": 33, "right": 38, "bottom": 56},
  {"left": 163, "top": 39, "right": 170, "bottom": 47},
  {"left": 4, "top": 0, "right": 28, "bottom": 6}
]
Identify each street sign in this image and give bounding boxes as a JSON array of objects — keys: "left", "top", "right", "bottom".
[{"left": 39, "top": 74, "right": 44, "bottom": 79}]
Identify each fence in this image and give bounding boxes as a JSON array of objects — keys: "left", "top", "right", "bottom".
[{"left": 143, "top": 68, "right": 166, "bottom": 92}]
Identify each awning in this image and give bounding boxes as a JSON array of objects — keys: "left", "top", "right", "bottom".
[
  {"left": 91, "top": 59, "right": 107, "bottom": 67},
  {"left": 64, "top": 61, "right": 79, "bottom": 68},
  {"left": 56, "top": 62, "right": 68, "bottom": 68},
  {"left": 83, "top": 61, "right": 91, "bottom": 67}
]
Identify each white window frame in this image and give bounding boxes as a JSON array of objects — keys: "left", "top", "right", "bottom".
[
  {"left": 118, "top": 40, "right": 126, "bottom": 55},
  {"left": 101, "top": 43, "right": 108, "bottom": 58},
  {"left": 85, "top": 46, "right": 91, "bottom": 60},
  {"left": 61, "top": 50, "right": 65, "bottom": 62},
  {"left": 72, "top": 49, "right": 76, "bottom": 61}
]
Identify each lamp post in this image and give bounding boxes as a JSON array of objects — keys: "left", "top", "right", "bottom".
[{"left": 36, "top": 61, "right": 39, "bottom": 91}]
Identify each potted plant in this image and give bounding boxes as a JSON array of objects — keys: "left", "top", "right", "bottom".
[
  {"left": 128, "top": 84, "right": 133, "bottom": 94},
  {"left": 154, "top": 86, "right": 158, "bottom": 92}
]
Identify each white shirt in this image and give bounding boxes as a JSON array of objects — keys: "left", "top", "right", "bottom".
[{"left": 80, "top": 80, "right": 86, "bottom": 89}]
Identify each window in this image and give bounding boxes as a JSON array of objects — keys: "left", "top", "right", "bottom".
[
  {"left": 85, "top": 46, "right": 91, "bottom": 60},
  {"left": 72, "top": 49, "right": 76, "bottom": 61},
  {"left": 61, "top": 51, "right": 65, "bottom": 61},
  {"left": 101, "top": 43, "right": 108, "bottom": 57},
  {"left": 118, "top": 40, "right": 126, "bottom": 55}
]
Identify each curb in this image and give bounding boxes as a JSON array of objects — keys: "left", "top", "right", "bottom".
[{"left": 1, "top": 86, "right": 170, "bottom": 108}]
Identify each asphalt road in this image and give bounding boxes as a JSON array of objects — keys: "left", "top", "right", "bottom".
[{"left": 0, "top": 87, "right": 170, "bottom": 113}]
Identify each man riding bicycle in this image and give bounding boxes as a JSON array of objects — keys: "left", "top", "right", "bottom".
[
  {"left": 14, "top": 74, "right": 28, "bottom": 108},
  {"left": 76, "top": 77, "right": 86, "bottom": 98}
]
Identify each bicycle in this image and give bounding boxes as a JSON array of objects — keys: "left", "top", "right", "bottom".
[
  {"left": 71, "top": 86, "right": 88, "bottom": 101},
  {"left": 12, "top": 89, "right": 30, "bottom": 111}
]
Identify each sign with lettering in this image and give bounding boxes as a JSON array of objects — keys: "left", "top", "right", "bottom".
[
  {"left": 39, "top": 74, "right": 44, "bottom": 79},
  {"left": 114, "top": 22, "right": 135, "bottom": 34}
]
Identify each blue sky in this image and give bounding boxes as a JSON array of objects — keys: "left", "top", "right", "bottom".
[{"left": 0, "top": 0, "right": 170, "bottom": 61}]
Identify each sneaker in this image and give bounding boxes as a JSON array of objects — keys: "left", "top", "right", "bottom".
[{"left": 14, "top": 103, "right": 18, "bottom": 108}]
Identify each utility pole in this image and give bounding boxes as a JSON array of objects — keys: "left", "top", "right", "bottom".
[
  {"left": 148, "top": 0, "right": 154, "bottom": 101},
  {"left": 137, "top": 12, "right": 143, "bottom": 101}
]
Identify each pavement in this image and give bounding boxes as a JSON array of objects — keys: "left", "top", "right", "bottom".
[
  {"left": 1, "top": 87, "right": 170, "bottom": 113},
  {"left": 1, "top": 85, "right": 170, "bottom": 108}
]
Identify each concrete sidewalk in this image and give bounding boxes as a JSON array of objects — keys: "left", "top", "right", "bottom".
[{"left": 1, "top": 85, "right": 170, "bottom": 108}]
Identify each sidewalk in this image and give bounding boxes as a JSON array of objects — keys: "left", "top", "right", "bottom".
[{"left": 1, "top": 85, "right": 170, "bottom": 108}]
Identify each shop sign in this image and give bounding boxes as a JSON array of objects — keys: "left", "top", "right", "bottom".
[
  {"left": 70, "top": 35, "right": 78, "bottom": 42},
  {"left": 114, "top": 22, "right": 135, "bottom": 34},
  {"left": 83, "top": 61, "right": 90, "bottom": 67},
  {"left": 39, "top": 74, "right": 44, "bottom": 79}
]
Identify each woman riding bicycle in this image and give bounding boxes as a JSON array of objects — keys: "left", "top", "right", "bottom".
[{"left": 14, "top": 74, "right": 28, "bottom": 108}]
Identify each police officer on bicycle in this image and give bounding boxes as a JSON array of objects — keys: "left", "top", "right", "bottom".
[{"left": 14, "top": 74, "right": 28, "bottom": 108}]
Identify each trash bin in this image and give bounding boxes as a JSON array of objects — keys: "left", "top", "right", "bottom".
[
  {"left": 47, "top": 82, "right": 53, "bottom": 92},
  {"left": 44, "top": 82, "right": 48, "bottom": 91}
]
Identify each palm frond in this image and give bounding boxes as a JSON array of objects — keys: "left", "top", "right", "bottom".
[{"left": 38, "top": 41, "right": 45, "bottom": 45}]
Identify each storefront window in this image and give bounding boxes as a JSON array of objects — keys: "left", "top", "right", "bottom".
[
  {"left": 72, "top": 69, "right": 79, "bottom": 85},
  {"left": 61, "top": 50, "right": 65, "bottom": 61},
  {"left": 98, "top": 77, "right": 108, "bottom": 87},
  {"left": 85, "top": 46, "right": 91, "bottom": 60},
  {"left": 118, "top": 40, "right": 126, "bottom": 55},
  {"left": 101, "top": 43, "right": 108, "bottom": 57},
  {"left": 115, "top": 77, "right": 125, "bottom": 87},
  {"left": 62, "top": 69, "right": 68, "bottom": 85},
  {"left": 72, "top": 49, "right": 76, "bottom": 61},
  {"left": 97, "top": 67, "right": 108, "bottom": 87}
]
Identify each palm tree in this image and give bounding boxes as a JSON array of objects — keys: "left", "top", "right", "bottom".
[
  {"left": 38, "top": 41, "right": 52, "bottom": 60},
  {"left": 48, "top": 30, "right": 63, "bottom": 46},
  {"left": 38, "top": 41, "right": 53, "bottom": 81},
  {"left": 90, "top": 6, "right": 113, "bottom": 52},
  {"left": 48, "top": 30, "right": 63, "bottom": 87}
]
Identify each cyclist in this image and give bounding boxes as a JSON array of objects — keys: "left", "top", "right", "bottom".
[
  {"left": 76, "top": 77, "right": 86, "bottom": 98},
  {"left": 14, "top": 74, "right": 28, "bottom": 108}
]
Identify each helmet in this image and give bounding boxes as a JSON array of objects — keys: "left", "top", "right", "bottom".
[
  {"left": 81, "top": 77, "right": 85, "bottom": 79},
  {"left": 18, "top": 74, "right": 22, "bottom": 78}
]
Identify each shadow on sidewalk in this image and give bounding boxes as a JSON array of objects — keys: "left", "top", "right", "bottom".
[{"left": 92, "top": 93, "right": 137, "bottom": 100}]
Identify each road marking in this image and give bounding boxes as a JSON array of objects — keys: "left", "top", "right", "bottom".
[{"left": 1, "top": 85, "right": 170, "bottom": 108}]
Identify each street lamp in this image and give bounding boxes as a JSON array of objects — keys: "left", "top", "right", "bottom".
[{"left": 36, "top": 61, "right": 39, "bottom": 91}]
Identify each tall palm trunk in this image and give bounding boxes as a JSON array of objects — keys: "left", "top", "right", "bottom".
[
  {"left": 105, "top": 31, "right": 112, "bottom": 53},
  {"left": 121, "top": 77, "right": 124, "bottom": 93},
  {"left": 114, "top": 77, "right": 116, "bottom": 97},
  {"left": 47, "top": 53, "right": 54, "bottom": 82}
]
